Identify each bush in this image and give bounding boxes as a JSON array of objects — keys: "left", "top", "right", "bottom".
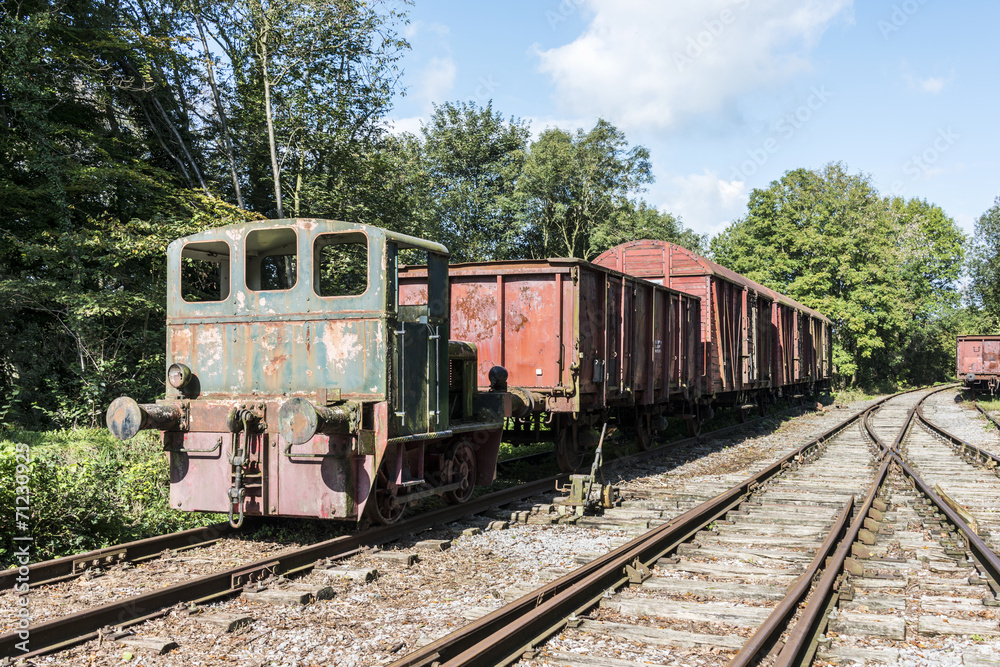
[{"left": 0, "top": 427, "right": 217, "bottom": 567}]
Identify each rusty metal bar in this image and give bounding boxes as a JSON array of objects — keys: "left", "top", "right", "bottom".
[
  {"left": 729, "top": 494, "right": 856, "bottom": 666},
  {"left": 975, "top": 401, "right": 1000, "bottom": 431}
]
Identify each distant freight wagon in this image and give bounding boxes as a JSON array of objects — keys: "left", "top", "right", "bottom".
[{"left": 957, "top": 335, "right": 1000, "bottom": 394}]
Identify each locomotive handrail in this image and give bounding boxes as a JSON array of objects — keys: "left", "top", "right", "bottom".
[{"left": 164, "top": 437, "right": 222, "bottom": 454}]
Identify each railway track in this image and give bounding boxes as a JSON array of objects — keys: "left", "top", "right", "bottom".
[
  {"left": 388, "top": 386, "right": 1000, "bottom": 667},
  {"left": 0, "top": 398, "right": 841, "bottom": 663}
]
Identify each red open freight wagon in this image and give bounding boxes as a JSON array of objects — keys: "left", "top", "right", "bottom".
[
  {"left": 594, "top": 240, "right": 832, "bottom": 419},
  {"left": 957, "top": 335, "right": 1000, "bottom": 394},
  {"left": 399, "top": 259, "right": 701, "bottom": 470}
]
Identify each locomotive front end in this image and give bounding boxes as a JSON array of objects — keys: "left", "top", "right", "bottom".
[{"left": 108, "top": 219, "right": 507, "bottom": 525}]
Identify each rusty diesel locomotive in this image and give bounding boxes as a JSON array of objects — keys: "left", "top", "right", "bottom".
[
  {"left": 107, "top": 219, "right": 525, "bottom": 525},
  {"left": 957, "top": 335, "right": 1000, "bottom": 394}
]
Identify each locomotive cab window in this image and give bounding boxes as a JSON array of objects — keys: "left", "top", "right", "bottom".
[
  {"left": 246, "top": 228, "right": 297, "bottom": 291},
  {"left": 314, "top": 232, "right": 368, "bottom": 297},
  {"left": 181, "top": 241, "right": 231, "bottom": 303}
]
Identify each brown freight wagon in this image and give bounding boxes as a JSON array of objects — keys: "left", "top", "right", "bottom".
[
  {"left": 594, "top": 240, "right": 832, "bottom": 420},
  {"left": 957, "top": 335, "right": 1000, "bottom": 394},
  {"left": 399, "top": 259, "right": 701, "bottom": 470}
]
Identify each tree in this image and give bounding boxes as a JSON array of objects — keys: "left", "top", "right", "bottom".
[
  {"left": 400, "top": 101, "right": 531, "bottom": 262},
  {"left": 516, "top": 119, "right": 653, "bottom": 260},
  {"left": 969, "top": 197, "right": 1000, "bottom": 321},
  {"left": 592, "top": 201, "right": 707, "bottom": 256},
  {"left": 711, "top": 163, "right": 964, "bottom": 388},
  {"left": 198, "top": 0, "right": 409, "bottom": 219}
]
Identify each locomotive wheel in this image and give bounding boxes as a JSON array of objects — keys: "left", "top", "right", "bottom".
[
  {"left": 555, "top": 422, "right": 598, "bottom": 472},
  {"left": 365, "top": 462, "right": 405, "bottom": 525},
  {"left": 443, "top": 442, "right": 477, "bottom": 505}
]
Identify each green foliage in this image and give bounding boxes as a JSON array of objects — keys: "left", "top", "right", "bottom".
[
  {"left": 969, "top": 197, "right": 1000, "bottom": 321},
  {"left": 0, "top": 193, "right": 259, "bottom": 428},
  {"left": 0, "top": 429, "right": 217, "bottom": 567},
  {"left": 401, "top": 101, "right": 531, "bottom": 261},
  {"left": 516, "top": 119, "right": 654, "bottom": 260},
  {"left": 711, "top": 163, "right": 965, "bottom": 388}
]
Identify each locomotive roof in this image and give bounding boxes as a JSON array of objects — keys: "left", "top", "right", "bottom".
[
  {"left": 594, "top": 239, "right": 831, "bottom": 325},
  {"left": 170, "top": 218, "right": 449, "bottom": 255}
]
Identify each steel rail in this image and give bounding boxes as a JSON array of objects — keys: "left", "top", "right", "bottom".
[
  {"left": 775, "top": 384, "right": 973, "bottom": 666},
  {"left": 389, "top": 396, "right": 888, "bottom": 667},
  {"left": 917, "top": 407, "right": 1000, "bottom": 468},
  {"left": 0, "top": 523, "right": 235, "bottom": 590},
  {"left": 907, "top": 408, "right": 1000, "bottom": 585},
  {"left": 728, "top": 494, "right": 856, "bottom": 666},
  {"left": 975, "top": 402, "right": 1000, "bottom": 430},
  {"left": 733, "top": 389, "right": 931, "bottom": 665},
  {"left": 0, "top": 474, "right": 571, "bottom": 660},
  {"left": 773, "top": 448, "right": 894, "bottom": 665}
]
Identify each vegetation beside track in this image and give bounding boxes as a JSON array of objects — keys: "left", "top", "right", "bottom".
[{"left": 0, "top": 428, "right": 220, "bottom": 568}]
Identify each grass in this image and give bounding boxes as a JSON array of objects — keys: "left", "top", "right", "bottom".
[{"left": 0, "top": 426, "right": 221, "bottom": 567}]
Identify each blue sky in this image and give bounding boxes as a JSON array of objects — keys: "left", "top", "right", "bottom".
[{"left": 385, "top": 0, "right": 998, "bottom": 241}]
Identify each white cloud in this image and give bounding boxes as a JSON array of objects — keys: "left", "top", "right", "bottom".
[
  {"left": 901, "top": 61, "right": 953, "bottom": 94},
  {"left": 385, "top": 116, "right": 424, "bottom": 136},
  {"left": 419, "top": 56, "right": 457, "bottom": 107},
  {"left": 662, "top": 170, "right": 749, "bottom": 237},
  {"left": 918, "top": 76, "right": 946, "bottom": 94},
  {"left": 403, "top": 20, "right": 450, "bottom": 40},
  {"left": 535, "top": 0, "right": 852, "bottom": 129}
]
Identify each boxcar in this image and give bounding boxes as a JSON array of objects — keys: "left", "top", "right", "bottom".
[
  {"left": 957, "top": 335, "right": 1000, "bottom": 394},
  {"left": 399, "top": 259, "right": 701, "bottom": 470},
  {"left": 594, "top": 240, "right": 832, "bottom": 418},
  {"left": 107, "top": 219, "right": 522, "bottom": 525}
]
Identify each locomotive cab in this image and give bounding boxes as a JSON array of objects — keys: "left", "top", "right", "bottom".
[{"left": 108, "top": 219, "right": 508, "bottom": 524}]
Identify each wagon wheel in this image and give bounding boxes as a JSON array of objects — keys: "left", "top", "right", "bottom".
[
  {"left": 684, "top": 404, "right": 702, "bottom": 438},
  {"left": 736, "top": 405, "right": 749, "bottom": 423},
  {"left": 442, "top": 441, "right": 477, "bottom": 505},
  {"left": 555, "top": 421, "right": 597, "bottom": 472},
  {"left": 634, "top": 411, "right": 654, "bottom": 451},
  {"left": 365, "top": 460, "right": 406, "bottom": 525}
]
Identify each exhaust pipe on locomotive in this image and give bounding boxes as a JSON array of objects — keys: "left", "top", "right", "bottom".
[{"left": 106, "top": 396, "right": 184, "bottom": 440}]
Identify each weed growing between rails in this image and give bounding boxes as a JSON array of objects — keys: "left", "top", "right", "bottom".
[{"left": 0, "top": 427, "right": 221, "bottom": 566}]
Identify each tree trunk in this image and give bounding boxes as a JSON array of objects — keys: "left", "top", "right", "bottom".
[
  {"left": 258, "top": 12, "right": 284, "bottom": 219},
  {"left": 195, "top": 11, "right": 244, "bottom": 209}
]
